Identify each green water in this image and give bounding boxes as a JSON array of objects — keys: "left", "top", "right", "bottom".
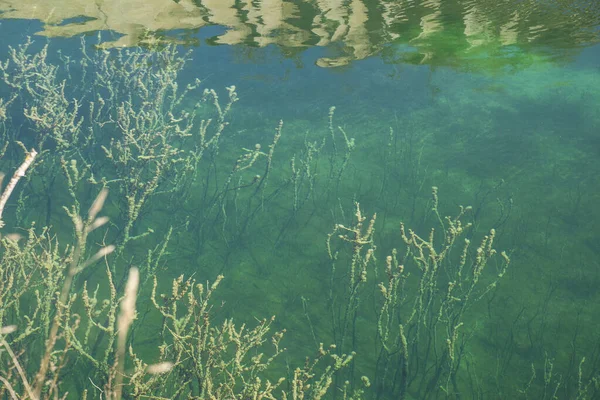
[{"left": 0, "top": 0, "right": 599, "bottom": 399}]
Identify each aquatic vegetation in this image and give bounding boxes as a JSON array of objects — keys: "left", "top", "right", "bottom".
[{"left": 0, "top": 36, "right": 599, "bottom": 400}]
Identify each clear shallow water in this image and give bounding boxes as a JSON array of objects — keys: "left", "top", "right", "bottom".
[{"left": 0, "top": 1, "right": 599, "bottom": 399}]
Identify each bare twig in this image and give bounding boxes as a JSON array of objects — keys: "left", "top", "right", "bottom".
[{"left": 0, "top": 147, "right": 37, "bottom": 228}]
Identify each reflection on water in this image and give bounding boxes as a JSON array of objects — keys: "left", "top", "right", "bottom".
[{"left": 0, "top": 0, "right": 599, "bottom": 68}]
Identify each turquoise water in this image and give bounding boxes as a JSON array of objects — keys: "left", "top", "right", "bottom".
[{"left": 0, "top": 1, "right": 599, "bottom": 399}]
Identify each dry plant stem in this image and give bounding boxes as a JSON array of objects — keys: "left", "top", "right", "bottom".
[
  {"left": 334, "top": 126, "right": 355, "bottom": 193},
  {"left": 113, "top": 267, "right": 139, "bottom": 400},
  {"left": 326, "top": 202, "right": 375, "bottom": 388},
  {"left": 0, "top": 335, "right": 36, "bottom": 399},
  {"left": 148, "top": 274, "right": 295, "bottom": 399},
  {"left": 0, "top": 147, "right": 37, "bottom": 228},
  {"left": 0, "top": 147, "right": 39, "bottom": 399},
  {"left": 235, "top": 121, "right": 283, "bottom": 240},
  {"left": 0, "top": 376, "right": 19, "bottom": 400},
  {"left": 255, "top": 120, "right": 283, "bottom": 202},
  {"left": 33, "top": 189, "right": 112, "bottom": 398},
  {"left": 373, "top": 189, "right": 510, "bottom": 398}
]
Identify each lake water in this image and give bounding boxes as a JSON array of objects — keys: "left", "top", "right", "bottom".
[{"left": 0, "top": 1, "right": 599, "bottom": 399}]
